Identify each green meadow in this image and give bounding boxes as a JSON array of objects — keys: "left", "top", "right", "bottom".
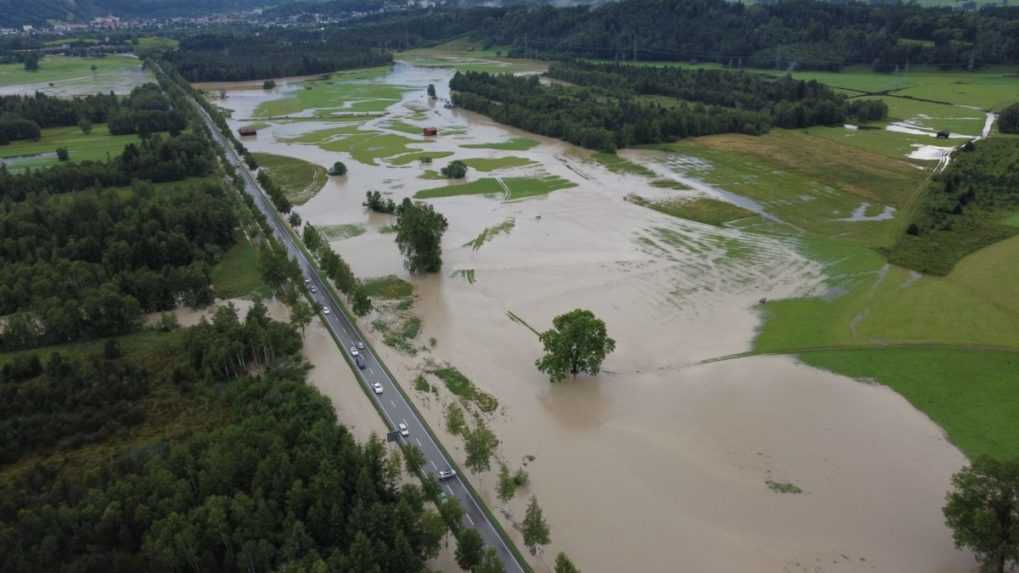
[
  {"left": 0, "top": 54, "right": 144, "bottom": 88},
  {"left": 253, "top": 152, "right": 327, "bottom": 205},
  {"left": 253, "top": 66, "right": 401, "bottom": 117},
  {"left": 0, "top": 124, "right": 141, "bottom": 171}
]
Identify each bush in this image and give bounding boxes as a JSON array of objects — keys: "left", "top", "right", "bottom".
[
  {"left": 329, "top": 160, "right": 347, "bottom": 176},
  {"left": 56, "top": 147, "right": 69, "bottom": 161},
  {"left": 441, "top": 160, "right": 468, "bottom": 179},
  {"left": 999, "top": 102, "right": 1019, "bottom": 134}
]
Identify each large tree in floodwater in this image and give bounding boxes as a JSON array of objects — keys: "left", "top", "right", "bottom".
[
  {"left": 395, "top": 198, "right": 448, "bottom": 273},
  {"left": 943, "top": 457, "right": 1019, "bottom": 573},
  {"left": 535, "top": 309, "right": 615, "bottom": 383}
]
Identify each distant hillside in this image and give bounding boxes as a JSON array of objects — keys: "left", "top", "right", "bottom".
[{"left": 0, "top": 0, "right": 288, "bottom": 27}]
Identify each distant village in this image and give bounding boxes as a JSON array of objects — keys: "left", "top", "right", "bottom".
[{"left": 0, "top": 0, "right": 442, "bottom": 38}]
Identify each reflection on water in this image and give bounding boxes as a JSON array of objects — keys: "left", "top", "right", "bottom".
[{"left": 215, "top": 63, "right": 973, "bottom": 573}]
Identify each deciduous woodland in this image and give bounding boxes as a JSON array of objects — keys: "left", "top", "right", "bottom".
[{"left": 450, "top": 64, "right": 887, "bottom": 152}]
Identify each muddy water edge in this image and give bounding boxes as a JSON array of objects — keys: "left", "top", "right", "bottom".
[{"left": 208, "top": 63, "right": 974, "bottom": 573}]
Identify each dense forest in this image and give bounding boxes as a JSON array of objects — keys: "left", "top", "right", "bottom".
[
  {"left": 0, "top": 306, "right": 446, "bottom": 572},
  {"left": 546, "top": 62, "right": 888, "bottom": 127},
  {"left": 166, "top": 33, "right": 392, "bottom": 82},
  {"left": 888, "top": 137, "right": 1019, "bottom": 275},
  {"left": 0, "top": 84, "right": 187, "bottom": 145},
  {"left": 349, "top": 0, "right": 1019, "bottom": 71},
  {"left": 450, "top": 65, "right": 884, "bottom": 151},
  {"left": 0, "top": 179, "right": 237, "bottom": 350},
  {"left": 0, "top": 132, "right": 215, "bottom": 200}
]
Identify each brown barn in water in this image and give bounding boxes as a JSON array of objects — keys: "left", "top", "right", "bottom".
[
  {"left": 422, "top": 127, "right": 438, "bottom": 136},
  {"left": 238, "top": 126, "right": 258, "bottom": 137}
]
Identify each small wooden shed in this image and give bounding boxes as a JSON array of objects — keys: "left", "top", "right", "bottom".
[
  {"left": 238, "top": 126, "right": 258, "bottom": 137},
  {"left": 422, "top": 127, "right": 438, "bottom": 137},
  {"left": 936, "top": 130, "right": 950, "bottom": 139}
]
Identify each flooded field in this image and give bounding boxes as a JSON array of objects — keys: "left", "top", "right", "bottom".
[
  {"left": 212, "top": 62, "right": 974, "bottom": 573},
  {"left": 0, "top": 55, "right": 151, "bottom": 97}
]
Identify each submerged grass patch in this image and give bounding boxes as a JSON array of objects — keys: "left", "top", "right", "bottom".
[
  {"left": 462, "top": 156, "right": 534, "bottom": 172},
  {"left": 464, "top": 218, "right": 515, "bottom": 251},
  {"left": 658, "top": 131, "right": 923, "bottom": 248},
  {"left": 253, "top": 66, "right": 398, "bottom": 117},
  {"left": 361, "top": 275, "right": 413, "bottom": 299},
  {"left": 591, "top": 152, "right": 656, "bottom": 178},
  {"left": 252, "top": 152, "right": 327, "bottom": 205},
  {"left": 430, "top": 367, "right": 499, "bottom": 413},
  {"left": 451, "top": 269, "right": 477, "bottom": 284},
  {"left": 415, "top": 178, "right": 503, "bottom": 199},
  {"left": 0, "top": 54, "right": 143, "bottom": 88},
  {"left": 320, "top": 132, "right": 425, "bottom": 165},
  {"left": 628, "top": 195, "right": 755, "bottom": 226},
  {"left": 389, "top": 151, "right": 453, "bottom": 165},
  {"left": 462, "top": 137, "right": 540, "bottom": 151},
  {"left": 319, "top": 224, "right": 366, "bottom": 240},
  {"left": 651, "top": 179, "right": 690, "bottom": 190}
]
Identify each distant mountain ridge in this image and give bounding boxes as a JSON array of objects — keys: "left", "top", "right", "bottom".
[{"left": 0, "top": 0, "right": 289, "bottom": 27}]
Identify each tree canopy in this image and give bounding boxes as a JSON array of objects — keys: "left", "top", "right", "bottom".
[
  {"left": 943, "top": 457, "right": 1019, "bottom": 573},
  {"left": 1000, "top": 103, "right": 1019, "bottom": 135},
  {"left": 394, "top": 198, "right": 448, "bottom": 274},
  {"left": 535, "top": 309, "right": 616, "bottom": 382}
]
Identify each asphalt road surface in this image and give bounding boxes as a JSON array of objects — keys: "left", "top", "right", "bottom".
[{"left": 190, "top": 95, "right": 525, "bottom": 573}]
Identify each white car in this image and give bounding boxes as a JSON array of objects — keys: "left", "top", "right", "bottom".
[
  {"left": 438, "top": 469, "right": 456, "bottom": 480},
  {"left": 304, "top": 278, "right": 311, "bottom": 285},
  {"left": 350, "top": 346, "right": 359, "bottom": 357},
  {"left": 399, "top": 422, "right": 409, "bottom": 437},
  {"left": 356, "top": 341, "right": 366, "bottom": 350},
  {"left": 310, "top": 286, "right": 318, "bottom": 294},
  {"left": 322, "top": 306, "right": 331, "bottom": 315},
  {"left": 373, "top": 382, "right": 384, "bottom": 395}
]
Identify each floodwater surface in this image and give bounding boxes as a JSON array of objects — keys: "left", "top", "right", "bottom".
[{"left": 213, "top": 63, "right": 974, "bottom": 573}]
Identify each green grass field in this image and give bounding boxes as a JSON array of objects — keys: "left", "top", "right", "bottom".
[
  {"left": 592, "top": 152, "right": 657, "bottom": 177},
  {"left": 397, "top": 39, "right": 547, "bottom": 74},
  {"left": 462, "top": 138, "right": 540, "bottom": 151},
  {"left": 319, "top": 224, "right": 366, "bottom": 240},
  {"left": 210, "top": 237, "right": 268, "bottom": 299},
  {"left": 0, "top": 55, "right": 144, "bottom": 88},
  {"left": 462, "top": 156, "right": 534, "bottom": 172},
  {"left": 415, "top": 175, "right": 575, "bottom": 200},
  {"left": 0, "top": 124, "right": 141, "bottom": 171},
  {"left": 656, "top": 131, "right": 923, "bottom": 247},
  {"left": 630, "top": 196, "right": 756, "bottom": 226},
  {"left": 361, "top": 275, "right": 414, "bottom": 299},
  {"left": 253, "top": 67, "right": 401, "bottom": 118},
  {"left": 253, "top": 152, "right": 327, "bottom": 205},
  {"left": 415, "top": 178, "right": 504, "bottom": 199},
  {"left": 388, "top": 151, "right": 454, "bottom": 165}
]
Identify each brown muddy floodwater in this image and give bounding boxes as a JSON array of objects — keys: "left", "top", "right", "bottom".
[{"left": 213, "top": 63, "right": 974, "bottom": 573}]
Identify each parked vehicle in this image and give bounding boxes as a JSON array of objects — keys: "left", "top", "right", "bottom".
[
  {"left": 399, "top": 422, "right": 409, "bottom": 437},
  {"left": 372, "top": 382, "right": 383, "bottom": 394}
]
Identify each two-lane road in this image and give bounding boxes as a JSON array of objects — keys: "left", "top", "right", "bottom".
[{"left": 190, "top": 96, "right": 525, "bottom": 573}]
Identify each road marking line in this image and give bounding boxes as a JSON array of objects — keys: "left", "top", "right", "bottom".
[
  {"left": 465, "top": 513, "right": 475, "bottom": 526},
  {"left": 390, "top": 400, "right": 396, "bottom": 408},
  {"left": 417, "top": 438, "right": 424, "bottom": 447},
  {"left": 445, "top": 485, "right": 454, "bottom": 494}
]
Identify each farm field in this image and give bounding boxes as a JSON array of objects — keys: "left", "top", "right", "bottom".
[
  {"left": 253, "top": 152, "right": 328, "bottom": 205},
  {"left": 0, "top": 54, "right": 151, "bottom": 96},
  {"left": 252, "top": 66, "right": 401, "bottom": 117},
  {"left": 0, "top": 124, "right": 141, "bottom": 171},
  {"left": 397, "top": 39, "right": 547, "bottom": 74}
]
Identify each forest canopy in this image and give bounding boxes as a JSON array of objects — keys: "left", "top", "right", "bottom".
[{"left": 165, "top": 32, "right": 392, "bottom": 82}]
